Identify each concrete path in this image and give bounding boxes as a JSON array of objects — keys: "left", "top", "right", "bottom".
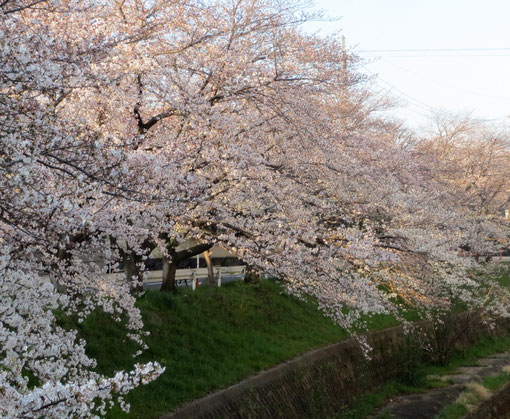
[{"left": 370, "top": 352, "right": 510, "bottom": 418}]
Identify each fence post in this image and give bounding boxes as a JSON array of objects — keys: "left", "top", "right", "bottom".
[
  {"left": 192, "top": 271, "right": 197, "bottom": 291},
  {"left": 217, "top": 270, "right": 222, "bottom": 288}
]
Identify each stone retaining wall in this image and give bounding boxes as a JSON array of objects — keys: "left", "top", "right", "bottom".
[{"left": 164, "top": 315, "right": 510, "bottom": 419}]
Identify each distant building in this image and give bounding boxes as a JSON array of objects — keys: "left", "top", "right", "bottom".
[{"left": 106, "top": 239, "right": 246, "bottom": 289}]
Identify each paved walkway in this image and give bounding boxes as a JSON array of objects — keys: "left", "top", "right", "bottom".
[{"left": 370, "top": 352, "right": 510, "bottom": 418}]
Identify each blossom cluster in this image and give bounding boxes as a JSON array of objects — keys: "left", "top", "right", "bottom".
[{"left": 1, "top": 0, "right": 509, "bottom": 416}]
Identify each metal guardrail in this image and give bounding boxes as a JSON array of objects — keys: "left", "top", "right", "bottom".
[{"left": 143, "top": 266, "right": 246, "bottom": 289}]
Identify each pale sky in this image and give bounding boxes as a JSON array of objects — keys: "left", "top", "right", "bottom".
[{"left": 307, "top": 0, "right": 510, "bottom": 130}]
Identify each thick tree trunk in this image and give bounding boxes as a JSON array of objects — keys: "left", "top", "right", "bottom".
[
  {"left": 159, "top": 242, "right": 213, "bottom": 292},
  {"left": 52, "top": 232, "right": 89, "bottom": 293},
  {"left": 120, "top": 238, "right": 157, "bottom": 294},
  {"left": 244, "top": 265, "right": 260, "bottom": 283},
  {"left": 161, "top": 259, "right": 178, "bottom": 293},
  {"left": 160, "top": 246, "right": 178, "bottom": 293},
  {"left": 203, "top": 249, "right": 215, "bottom": 285},
  {"left": 123, "top": 251, "right": 145, "bottom": 293}
]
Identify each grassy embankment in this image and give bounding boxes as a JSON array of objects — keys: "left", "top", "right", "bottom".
[
  {"left": 70, "top": 271, "right": 510, "bottom": 418},
  {"left": 76, "top": 279, "right": 401, "bottom": 418}
]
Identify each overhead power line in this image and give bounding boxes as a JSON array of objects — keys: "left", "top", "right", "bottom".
[
  {"left": 358, "top": 47, "right": 510, "bottom": 53},
  {"left": 361, "top": 66, "right": 509, "bottom": 124},
  {"left": 361, "top": 67, "right": 437, "bottom": 119},
  {"left": 361, "top": 54, "right": 510, "bottom": 58},
  {"left": 380, "top": 58, "right": 510, "bottom": 101}
]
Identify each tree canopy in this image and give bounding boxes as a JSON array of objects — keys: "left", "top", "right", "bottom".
[{"left": 1, "top": 0, "right": 509, "bottom": 416}]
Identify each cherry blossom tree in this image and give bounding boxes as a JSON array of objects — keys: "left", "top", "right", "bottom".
[
  {"left": 0, "top": 1, "right": 167, "bottom": 416},
  {"left": 419, "top": 113, "right": 510, "bottom": 216},
  {"left": 2, "top": 0, "right": 510, "bottom": 416}
]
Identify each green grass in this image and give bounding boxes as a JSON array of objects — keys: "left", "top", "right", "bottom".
[
  {"left": 495, "top": 268, "right": 510, "bottom": 289},
  {"left": 339, "top": 334, "right": 510, "bottom": 418},
  {"left": 434, "top": 371, "right": 510, "bottom": 419},
  {"left": 482, "top": 371, "right": 510, "bottom": 391},
  {"left": 339, "top": 379, "right": 440, "bottom": 419},
  {"left": 435, "top": 402, "right": 467, "bottom": 419},
  {"left": 76, "top": 279, "right": 395, "bottom": 418},
  {"left": 337, "top": 272, "right": 510, "bottom": 418},
  {"left": 340, "top": 377, "right": 453, "bottom": 419},
  {"left": 71, "top": 271, "right": 510, "bottom": 418},
  {"left": 339, "top": 381, "right": 401, "bottom": 418}
]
